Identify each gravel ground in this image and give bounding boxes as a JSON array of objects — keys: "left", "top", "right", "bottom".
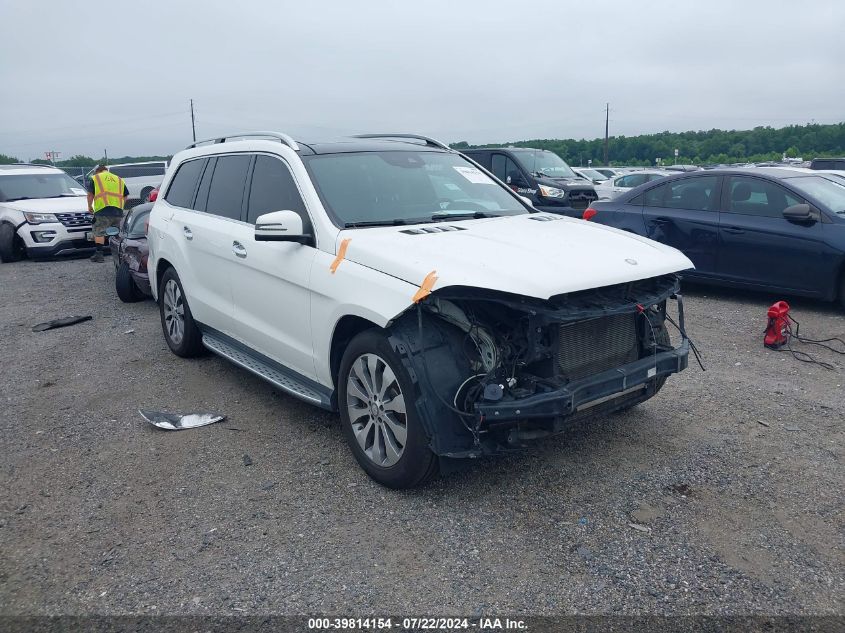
[{"left": 0, "top": 256, "right": 843, "bottom": 617}]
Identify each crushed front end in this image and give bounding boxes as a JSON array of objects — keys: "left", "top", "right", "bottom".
[{"left": 387, "top": 274, "right": 691, "bottom": 458}]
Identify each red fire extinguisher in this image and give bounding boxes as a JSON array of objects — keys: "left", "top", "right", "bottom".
[{"left": 764, "top": 300, "right": 790, "bottom": 349}]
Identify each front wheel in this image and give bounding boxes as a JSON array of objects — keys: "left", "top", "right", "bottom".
[
  {"left": 338, "top": 329, "right": 438, "bottom": 489},
  {"left": 158, "top": 267, "right": 205, "bottom": 357},
  {"left": 0, "top": 223, "right": 24, "bottom": 263}
]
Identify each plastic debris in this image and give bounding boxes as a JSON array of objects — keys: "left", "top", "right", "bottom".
[
  {"left": 242, "top": 454, "right": 253, "bottom": 466},
  {"left": 32, "top": 315, "right": 92, "bottom": 332},
  {"left": 139, "top": 409, "right": 226, "bottom": 431},
  {"left": 628, "top": 522, "right": 652, "bottom": 533}
]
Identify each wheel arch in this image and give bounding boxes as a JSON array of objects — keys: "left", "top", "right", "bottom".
[
  {"left": 329, "top": 314, "right": 381, "bottom": 388},
  {"left": 153, "top": 256, "right": 174, "bottom": 300}
]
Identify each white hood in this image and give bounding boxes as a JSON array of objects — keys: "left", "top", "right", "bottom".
[
  {"left": 8, "top": 197, "right": 89, "bottom": 214},
  {"left": 338, "top": 214, "right": 693, "bottom": 300}
]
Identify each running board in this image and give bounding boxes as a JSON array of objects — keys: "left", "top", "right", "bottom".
[{"left": 201, "top": 331, "right": 332, "bottom": 409}]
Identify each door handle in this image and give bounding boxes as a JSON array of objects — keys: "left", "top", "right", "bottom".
[
  {"left": 723, "top": 227, "right": 745, "bottom": 234},
  {"left": 232, "top": 241, "right": 247, "bottom": 258},
  {"left": 183, "top": 226, "right": 193, "bottom": 240}
]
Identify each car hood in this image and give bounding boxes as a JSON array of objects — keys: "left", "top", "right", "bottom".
[
  {"left": 337, "top": 214, "right": 694, "bottom": 300},
  {"left": 7, "top": 197, "right": 89, "bottom": 214}
]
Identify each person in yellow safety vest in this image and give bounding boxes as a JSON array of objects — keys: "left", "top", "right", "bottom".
[{"left": 86, "top": 164, "right": 129, "bottom": 263}]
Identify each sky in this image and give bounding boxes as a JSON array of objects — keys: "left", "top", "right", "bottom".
[{"left": 0, "top": 0, "right": 843, "bottom": 161}]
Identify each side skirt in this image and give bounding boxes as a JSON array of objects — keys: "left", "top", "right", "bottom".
[{"left": 199, "top": 326, "right": 335, "bottom": 411}]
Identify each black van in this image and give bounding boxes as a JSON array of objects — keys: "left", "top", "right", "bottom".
[
  {"left": 461, "top": 147, "right": 597, "bottom": 216},
  {"left": 810, "top": 157, "right": 845, "bottom": 170}
]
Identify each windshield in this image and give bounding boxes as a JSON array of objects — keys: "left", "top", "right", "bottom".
[
  {"left": 303, "top": 151, "right": 527, "bottom": 226},
  {"left": 579, "top": 169, "right": 607, "bottom": 181},
  {"left": 789, "top": 176, "right": 845, "bottom": 214},
  {"left": 0, "top": 172, "right": 87, "bottom": 202},
  {"left": 511, "top": 150, "right": 578, "bottom": 179}
]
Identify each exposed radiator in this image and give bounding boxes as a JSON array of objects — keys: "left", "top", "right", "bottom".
[{"left": 556, "top": 312, "right": 639, "bottom": 380}]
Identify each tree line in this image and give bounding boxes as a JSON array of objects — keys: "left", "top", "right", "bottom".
[
  {"left": 2, "top": 121, "right": 843, "bottom": 168},
  {"left": 450, "top": 122, "right": 845, "bottom": 166}
]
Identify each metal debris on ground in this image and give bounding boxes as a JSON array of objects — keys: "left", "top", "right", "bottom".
[
  {"left": 138, "top": 409, "right": 226, "bottom": 431},
  {"left": 628, "top": 522, "right": 652, "bottom": 533},
  {"left": 32, "top": 315, "right": 92, "bottom": 332}
]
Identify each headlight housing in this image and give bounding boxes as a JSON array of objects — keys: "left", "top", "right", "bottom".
[
  {"left": 538, "top": 185, "right": 566, "bottom": 199},
  {"left": 23, "top": 212, "right": 57, "bottom": 224}
]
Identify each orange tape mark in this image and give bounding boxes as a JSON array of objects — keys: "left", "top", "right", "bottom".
[
  {"left": 412, "top": 270, "right": 438, "bottom": 303},
  {"left": 330, "top": 238, "right": 351, "bottom": 274}
]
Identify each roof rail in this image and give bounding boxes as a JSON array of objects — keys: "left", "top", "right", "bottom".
[
  {"left": 353, "top": 133, "right": 451, "bottom": 151},
  {"left": 186, "top": 131, "right": 299, "bottom": 151}
]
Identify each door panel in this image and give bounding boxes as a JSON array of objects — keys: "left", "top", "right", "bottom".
[
  {"left": 229, "top": 223, "right": 318, "bottom": 380},
  {"left": 230, "top": 155, "right": 319, "bottom": 380},
  {"left": 717, "top": 176, "right": 828, "bottom": 294},
  {"left": 641, "top": 176, "right": 721, "bottom": 275}
]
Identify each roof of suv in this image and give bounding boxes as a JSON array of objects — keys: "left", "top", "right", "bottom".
[
  {"left": 0, "top": 164, "right": 64, "bottom": 175},
  {"left": 182, "top": 132, "right": 453, "bottom": 158},
  {"left": 298, "top": 138, "right": 449, "bottom": 155}
]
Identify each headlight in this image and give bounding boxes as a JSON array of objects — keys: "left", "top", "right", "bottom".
[
  {"left": 538, "top": 185, "right": 566, "bottom": 199},
  {"left": 23, "top": 212, "right": 57, "bottom": 224}
]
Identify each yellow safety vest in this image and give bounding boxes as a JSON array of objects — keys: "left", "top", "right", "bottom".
[{"left": 91, "top": 171, "right": 126, "bottom": 212}]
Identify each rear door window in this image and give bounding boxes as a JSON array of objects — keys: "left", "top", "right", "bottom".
[
  {"left": 246, "top": 155, "right": 310, "bottom": 231},
  {"left": 164, "top": 158, "right": 205, "bottom": 208},
  {"left": 205, "top": 155, "right": 252, "bottom": 221},
  {"left": 644, "top": 176, "right": 719, "bottom": 211},
  {"left": 725, "top": 176, "right": 802, "bottom": 218}
]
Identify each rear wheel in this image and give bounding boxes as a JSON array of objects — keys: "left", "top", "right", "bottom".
[
  {"left": 338, "top": 329, "right": 438, "bottom": 489},
  {"left": 158, "top": 267, "right": 205, "bottom": 357},
  {"left": 0, "top": 223, "right": 24, "bottom": 263},
  {"left": 115, "top": 261, "right": 144, "bottom": 303}
]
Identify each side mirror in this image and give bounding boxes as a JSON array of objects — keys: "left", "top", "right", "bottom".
[
  {"left": 782, "top": 203, "right": 812, "bottom": 222},
  {"left": 255, "top": 210, "right": 313, "bottom": 245},
  {"left": 104, "top": 227, "right": 120, "bottom": 236}
]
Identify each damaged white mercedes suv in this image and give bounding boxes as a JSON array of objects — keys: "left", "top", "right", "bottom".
[{"left": 148, "top": 132, "right": 695, "bottom": 488}]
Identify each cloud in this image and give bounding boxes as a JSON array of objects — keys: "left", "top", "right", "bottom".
[{"left": 1, "top": 0, "right": 842, "bottom": 159}]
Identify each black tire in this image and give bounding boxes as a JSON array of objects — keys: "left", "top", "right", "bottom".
[
  {"left": 140, "top": 187, "right": 153, "bottom": 203},
  {"left": 0, "top": 223, "right": 24, "bottom": 263},
  {"left": 115, "top": 261, "right": 144, "bottom": 303},
  {"left": 158, "top": 267, "right": 205, "bottom": 357},
  {"left": 338, "top": 329, "right": 438, "bottom": 489}
]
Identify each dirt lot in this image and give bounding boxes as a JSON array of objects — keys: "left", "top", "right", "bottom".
[{"left": 0, "top": 256, "right": 843, "bottom": 617}]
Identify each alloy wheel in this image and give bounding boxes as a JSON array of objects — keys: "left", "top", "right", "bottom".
[
  {"left": 346, "top": 353, "right": 408, "bottom": 467},
  {"left": 162, "top": 279, "right": 185, "bottom": 346}
]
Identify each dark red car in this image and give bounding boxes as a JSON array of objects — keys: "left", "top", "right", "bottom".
[{"left": 106, "top": 202, "right": 152, "bottom": 302}]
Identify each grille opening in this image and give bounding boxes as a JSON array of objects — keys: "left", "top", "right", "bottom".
[{"left": 556, "top": 313, "right": 639, "bottom": 381}]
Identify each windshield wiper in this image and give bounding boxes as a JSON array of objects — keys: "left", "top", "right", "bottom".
[
  {"left": 5, "top": 196, "right": 32, "bottom": 202},
  {"left": 430, "top": 211, "right": 503, "bottom": 221},
  {"left": 343, "top": 218, "right": 412, "bottom": 228}
]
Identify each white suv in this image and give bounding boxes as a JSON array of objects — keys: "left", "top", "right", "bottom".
[
  {"left": 148, "top": 132, "right": 695, "bottom": 488},
  {"left": 0, "top": 164, "right": 93, "bottom": 262}
]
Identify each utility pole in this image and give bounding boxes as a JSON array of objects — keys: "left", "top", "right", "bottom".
[
  {"left": 104, "top": 149, "right": 108, "bottom": 165},
  {"left": 190, "top": 99, "right": 197, "bottom": 143},
  {"left": 603, "top": 103, "right": 609, "bottom": 166}
]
